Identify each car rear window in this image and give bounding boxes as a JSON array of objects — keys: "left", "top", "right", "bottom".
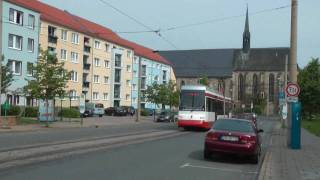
[
  {"left": 95, "top": 104, "right": 104, "bottom": 108},
  {"left": 213, "top": 119, "right": 254, "bottom": 133}
]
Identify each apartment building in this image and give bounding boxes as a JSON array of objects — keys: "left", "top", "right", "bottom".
[
  {"left": 9, "top": 0, "right": 176, "bottom": 108},
  {"left": 1, "top": 0, "right": 40, "bottom": 105}
]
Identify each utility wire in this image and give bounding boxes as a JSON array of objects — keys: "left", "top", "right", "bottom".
[
  {"left": 162, "top": 5, "right": 290, "bottom": 32},
  {"left": 97, "top": 0, "right": 178, "bottom": 49}
]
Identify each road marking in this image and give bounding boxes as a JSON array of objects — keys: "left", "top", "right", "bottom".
[{"left": 180, "top": 163, "right": 258, "bottom": 174}]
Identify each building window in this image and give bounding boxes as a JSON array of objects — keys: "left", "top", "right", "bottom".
[
  {"left": 94, "top": 58, "right": 100, "bottom": 67},
  {"left": 8, "top": 34, "right": 22, "bottom": 50},
  {"left": 114, "top": 85, "right": 120, "bottom": 98},
  {"left": 252, "top": 74, "right": 259, "bottom": 98},
  {"left": 27, "top": 62, "right": 33, "bottom": 76},
  {"left": 105, "top": 43, "right": 110, "bottom": 52},
  {"left": 71, "top": 52, "right": 79, "bottom": 63},
  {"left": 104, "top": 60, "right": 110, "bottom": 68},
  {"left": 93, "top": 92, "right": 99, "bottom": 100},
  {"left": 27, "top": 38, "right": 34, "bottom": 52},
  {"left": 134, "top": 56, "right": 138, "bottom": 64},
  {"left": 69, "top": 71, "right": 78, "bottom": 82},
  {"left": 94, "top": 75, "right": 100, "bottom": 83},
  {"left": 126, "top": 80, "right": 131, "bottom": 86},
  {"left": 8, "top": 60, "right": 22, "bottom": 75},
  {"left": 127, "top": 50, "right": 131, "bottom": 58},
  {"left": 114, "top": 69, "right": 121, "bottom": 83},
  {"left": 269, "top": 74, "right": 275, "bottom": 102},
  {"left": 69, "top": 90, "right": 77, "bottom": 100},
  {"left": 126, "top": 65, "right": 131, "bottom": 72},
  {"left": 61, "top": 49, "right": 67, "bottom": 60},
  {"left": 61, "top": 30, "right": 68, "bottom": 41},
  {"left": 27, "top": 14, "right": 35, "bottom": 29},
  {"left": 154, "top": 75, "right": 159, "bottom": 83},
  {"left": 103, "top": 93, "right": 109, "bottom": 101},
  {"left": 141, "top": 65, "right": 147, "bottom": 76},
  {"left": 133, "top": 70, "right": 137, "bottom": 77},
  {"left": 126, "top": 94, "right": 130, "bottom": 101},
  {"left": 115, "top": 54, "right": 121, "bottom": 67},
  {"left": 71, "top": 33, "right": 79, "bottom": 44},
  {"left": 104, "top": 76, "right": 109, "bottom": 84},
  {"left": 162, "top": 70, "right": 167, "bottom": 84},
  {"left": 48, "top": 26, "right": 57, "bottom": 37},
  {"left": 133, "top": 97, "right": 137, "bottom": 103},
  {"left": 238, "top": 74, "right": 246, "bottom": 101},
  {"left": 94, "top": 40, "right": 101, "bottom": 49},
  {"left": 132, "top": 84, "right": 136, "bottom": 90},
  {"left": 9, "top": 8, "right": 23, "bottom": 25}
]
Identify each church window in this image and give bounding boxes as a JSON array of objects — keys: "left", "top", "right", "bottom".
[
  {"left": 252, "top": 74, "right": 259, "bottom": 98},
  {"left": 238, "top": 74, "right": 245, "bottom": 101},
  {"left": 269, "top": 74, "right": 275, "bottom": 102}
]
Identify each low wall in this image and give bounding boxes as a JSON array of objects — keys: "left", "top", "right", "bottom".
[{"left": 0, "top": 116, "right": 17, "bottom": 126}]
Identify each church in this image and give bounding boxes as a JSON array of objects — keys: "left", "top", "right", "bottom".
[{"left": 159, "top": 8, "right": 289, "bottom": 115}]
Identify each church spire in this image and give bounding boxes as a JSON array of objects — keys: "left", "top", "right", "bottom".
[{"left": 243, "top": 5, "right": 250, "bottom": 53}]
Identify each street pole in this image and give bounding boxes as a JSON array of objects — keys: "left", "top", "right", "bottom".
[
  {"left": 288, "top": 0, "right": 298, "bottom": 147},
  {"left": 284, "top": 55, "right": 288, "bottom": 127},
  {"left": 136, "top": 57, "right": 142, "bottom": 122}
]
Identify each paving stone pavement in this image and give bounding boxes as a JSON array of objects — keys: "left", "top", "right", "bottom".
[{"left": 259, "top": 122, "right": 320, "bottom": 180}]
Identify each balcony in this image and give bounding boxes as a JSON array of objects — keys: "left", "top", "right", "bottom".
[
  {"left": 84, "top": 46, "right": 91, "bottom": 54},
  {"left": 83, "top": 63, "right": 91, "bottom": 70},
  {"left": 48, "top": 35, "right": 58, "bottom": 44},
  {"left": 83, "top": 81, "right": 90, "bottom": 88}
]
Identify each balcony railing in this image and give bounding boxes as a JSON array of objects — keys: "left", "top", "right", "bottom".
[
  {"left": 84, "top": 46, "right": 91, "bottom": 53},
  {"left": 83, "top": 81, "right": 90, "bottom": 88},
  {"left": 48, "top": 35, "right": 58, "bottom": 44},
  {"left": 83, "top": 63, "right": 91, "bottom": 70}
]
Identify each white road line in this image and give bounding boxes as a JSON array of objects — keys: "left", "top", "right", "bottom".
[{"left": 180, "top": 163, "right": 258, "bottom": 174}]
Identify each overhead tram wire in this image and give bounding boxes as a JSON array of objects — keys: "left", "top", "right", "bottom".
[
  {"left": 162, "top": 4, "right": 291, "bottom": 32},
  {"left": 97, "top": 0, "right": 178, "bottom": 49}
]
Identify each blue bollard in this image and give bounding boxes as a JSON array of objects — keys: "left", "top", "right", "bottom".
[{"left": 291, "top": 101, "right": 301, "bottom": 149}]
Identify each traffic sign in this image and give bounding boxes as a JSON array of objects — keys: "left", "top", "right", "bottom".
[
  {"left": 286, "top": 83, "right": 300, "bottom": 97},
  {"left": 79, "top": 94, "right": 85, "bottom": 114},
  {"left": 287, "top": 96, "right": 298, "bottom": 103}
]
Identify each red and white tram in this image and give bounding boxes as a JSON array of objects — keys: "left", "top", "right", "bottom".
[{"left": 178, "top": 85, "right": 232, "bottom": 129}]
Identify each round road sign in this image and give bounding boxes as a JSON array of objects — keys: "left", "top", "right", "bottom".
[{"left": 286, "top": 83, "right": 300, "bottom": 97}]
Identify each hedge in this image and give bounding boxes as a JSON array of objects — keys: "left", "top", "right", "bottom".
[
  {"left": 24, "top": 107, "right": 38, "bottom": 117},
  {"left": 1, "top": 105, "right": 21, "bottom": 116},
  {"left": 58, "top": 108, "right": 80, "bottom": 118},
  {"left": 140, "top": 109, "right": 150, "bottom": 116}
]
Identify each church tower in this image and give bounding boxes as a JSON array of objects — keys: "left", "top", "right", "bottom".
[{"left": 243, "top": 6, "right": 250, "bottom": 53}]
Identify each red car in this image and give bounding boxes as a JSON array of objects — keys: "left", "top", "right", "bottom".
[
  {"left": 233, "top": 113, "right": 257, "bottom": 128},
  {"left": 204, "top": 118, "right": 263, "bottom": 164}
]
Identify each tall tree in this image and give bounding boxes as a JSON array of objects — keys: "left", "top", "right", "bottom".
[
  {"left": 298, "top": 58, "right": 320, "bottom": 119},
  {"left": 24, "top": 50, "right": 69, "bottom": 125},
  {"left": 1, "top": 55, "right": 14, "bottom": 94}
]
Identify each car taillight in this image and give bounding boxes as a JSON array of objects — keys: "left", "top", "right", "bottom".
[
  {"left": 206, "top": 132, "right": 219, "bottom": 141},
  {"left": 240, "top": 135, "right": 256, "bottom": 144}
]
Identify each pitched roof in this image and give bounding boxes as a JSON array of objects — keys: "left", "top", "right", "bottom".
[
  {"left": 159, "top": 49, "right": 234, "bottom": 78},
  {"left": 233, "top": 48, "right": 290, "bottom": 71},
  {"left": 7, "top": 0, "right": 170, "bottom": 65}
]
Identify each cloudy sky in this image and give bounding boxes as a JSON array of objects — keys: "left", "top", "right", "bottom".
[{"left": 42, "top": 0, "right": 319, "bottom": 67}]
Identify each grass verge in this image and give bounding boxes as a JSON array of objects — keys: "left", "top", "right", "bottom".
[
  {"left": 16, "top": 117, "right": 39, "bottom": 125},
  {"left": 302, "top": 119, "right": 320, "bottom": 137}
]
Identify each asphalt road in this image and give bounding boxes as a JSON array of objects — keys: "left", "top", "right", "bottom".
[{"left": 0, "top": 117, "right": 276, "bottom": 180}]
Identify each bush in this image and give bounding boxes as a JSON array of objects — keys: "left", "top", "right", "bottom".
[
  {"left": 25, "top": 107, "right": 38, "bottom": 117},
  {"left": 1, "top": 105, "right": 21, "bottom": 116},
  {"left": 140, "top": 109, "right": 149, "bottom": 116},
  {"left": 58, "top": 108, "right": 80, "bottom": 118}
]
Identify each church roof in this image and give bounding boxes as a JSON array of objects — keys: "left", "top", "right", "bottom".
[
  {"left": 233, "top": 48, "right": 290, "bottom": 71},
  {"left": 159, "top": 49, "right": 235, "bottom": 78},
  {"left": 159, "top": 48, "right": 290, "bottom": 78}
]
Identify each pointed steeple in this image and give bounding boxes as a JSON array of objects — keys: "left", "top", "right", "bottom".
[{"left": 243, "top": 5, "right": 250, "bottom": 53}]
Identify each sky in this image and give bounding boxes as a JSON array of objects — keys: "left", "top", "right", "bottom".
[{"left": 42, "top": 0, "right": 320, "bottom": 67}]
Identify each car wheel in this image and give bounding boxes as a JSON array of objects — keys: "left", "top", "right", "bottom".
[
  {"left": 252, "top": 153, "right": 259, "bottom": 164},
  {"left": 204, "top": 149, "right": 211, "bottom": 159}
]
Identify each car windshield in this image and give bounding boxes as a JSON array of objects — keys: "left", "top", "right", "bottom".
[{"left": 213, "top": 119, "right": 254, "bottom": 133}]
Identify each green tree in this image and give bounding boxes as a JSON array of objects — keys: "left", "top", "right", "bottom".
[
  {"left": 1, "top": 55, "right": 14, "bottom": 94},
  {"left": 298, "top": 58, "right": 320, "bottom": 119},
  {"left": 199, "top": 75, "right": 209, "bottom": 86},
  {"left": 145, "top": 80, "right": 180, "bottom": 110},
  {"left": 24, "top": 50, "right": 70, "bottom": 126}
]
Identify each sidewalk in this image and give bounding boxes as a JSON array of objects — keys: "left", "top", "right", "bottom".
[
  {"left": 258, "top": 122, "right": 320, "bottom": 180},
  {"left": 0, "top": 116, "right": 154, "bottom": 133}
]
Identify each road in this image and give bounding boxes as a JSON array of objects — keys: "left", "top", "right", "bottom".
[{"left": 0, "top": 117, "right": 276, "bottom": 180}]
